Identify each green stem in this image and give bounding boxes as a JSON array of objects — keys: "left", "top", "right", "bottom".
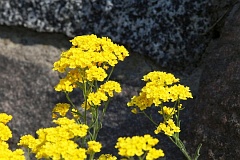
[
  {"left": 65, "top": 92, "right": 83, "bottom": 120},
  {"left": 88, "top": 106, "right": 102, "bottom": 141},
  {"left": 92, "top": 107, "right": 99, "bottom": 140},
  {"left": 83, "top": 80, "right": 88, "bottom": 125},
  {"left": 106, "top": 66, "right": 114, "bottom": 82},
  {"left": 193, "top": 143, "right": 202, "bottom": 160},
  {"left": 26, "top": 148, "right": 31, "bottom": 160},
  {"left": 142, "top": 111, "right": 158, "bottom": 126},
  {"left": 65, "top": 92, "right": 76, "bottom": 109},
  {"left": 139, "top": 152, "right": 147, "bottom": 160},
  {"left": 168, "top": 98, "right": 201, "bottom": 160},
  {"left": 169, "top": 136, "right": 192, "bottom": 160},
  {"left": 89, "top": 152, "right": 95, "bottom": 160},
  {"left": 102, "top": 99, "right": 110, "bottom": 118},
  {"left": 94, "top": 80, "right": 99, "bottom": 90}
]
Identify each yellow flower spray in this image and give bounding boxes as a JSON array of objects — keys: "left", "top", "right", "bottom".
[
  {"left": 51, "top": 34, "right": 129, "bottom": 159},
  {"left": 127, "top": 71, "right": 202, "bottom": 160},
  {"left": 0, "top": 113, "right": 25, "bottom": 160},
  {"left": 16, "top": 34, "right": 129, "bottom": 160},
  {"left": 0, "top": 34, "right": 201, "bottom": 160}
]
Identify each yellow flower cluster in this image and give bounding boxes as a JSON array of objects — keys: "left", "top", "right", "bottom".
[
  {"left": 154, "top": 119, "right": 181, "bottom": 136},
  {"left": 115, "top": 134, "right": 164, "bottom": 160},
  {"left": 86, "top": 81, "right": 121, "bottom": 107},
  {"left": 87, "top": 91, "right": 108, "bottom": 106},
  {"left": 18, "top": 117, "right": 88, "bottom": 160},
  {"left": 87, "top": 141, "right": 102, "bottom": 153},
  {"left": 0, "top": 113, "right": 12, "bottom": 125},
  {"left": 127, "top": 71, "right": 193, "bottom": 109},
  {"left": 54, "top": 78, "right": 74, "bottom": 92},
  {"left": 98, "top": 154, "right": 117, "bottom": 160},
  {"left": 142, "top": 71, "right": 180, "bottom": 85},
  {"left": 54, "top": 69, "right": 85, "bottom": 92},
  {"left": 52, "top": 103, "right": 70, "bottom": 118},
  {"left": 158, "top": 106, "right": 177, "bottom": 118},
  {"left": 53, "top": 34, "right": 129, "bottom": 92},
  {"left": 71, "top": 108, "right": 80, "bottom": 119},
  {"left": 86, "top": 66, "right": 108, "bottom": 82},
  {"left": 127, "top": 71, "right": 192, "bottom": 138},
  {"left": 99, "top": 81, "right": 121, "bottom": 97},
  {"left": 127, "top": 92, "right": 153, "bottom": 111},
  {"left": 0, "top": 115, "right": 12, "bottom": 142},
  {"left": 0, "top": 113, "right": 25, "bottom": 160}
]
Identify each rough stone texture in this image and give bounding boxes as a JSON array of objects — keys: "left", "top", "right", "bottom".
[
  {"left": 0, "top": 26, "right": 68, "bottom": 150},
  {"left": 0, "top": 0, "right": 240, "bottom": 160},
  {"left": 0, "top": 25, "right": 203, "bottom": 159},
  {"left": 0, "top": 0, "right": 231, "bottom": 71},
  {"left": 0, "top": 1, "right": 239, "bottom": 159},
  {"left": 188, "top": 3, "right": 240, "bottom": 159}
]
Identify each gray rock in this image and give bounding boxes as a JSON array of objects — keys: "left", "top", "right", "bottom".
[
  {"left": 188, "top": 3, "right": 240, "bottom": 159},
  {"left": 0, "top": 55, "right": 57, "bottom": 147},
  {"left": 0, "top": 0, "right": 234, "bottom": 70},
  {"left": 0, "top": 26, "right": 67, "bottom": 150},
  {"left": 0, "top": 1, "right": 239, "bottom": 159}
]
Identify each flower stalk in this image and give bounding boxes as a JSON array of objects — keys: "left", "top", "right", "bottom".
[{"left": 128, "top": 71, "right": 202, "bottom": 160}]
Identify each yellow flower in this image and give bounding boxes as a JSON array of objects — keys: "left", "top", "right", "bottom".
[
  {"left": 54, "top": 78, "right": 74, "bottom": 92},
  {"left": 99, "top": 81, "right": 122, "bottom": 97},
  {"left": 158, "top": 106, "right": 176, "bottom": 118},
  {"left": 142, "top": 71, "right": 179, "bottom": 85},
  {"left": 102, "top": 65, "right": 109, "bottom": 70},
  {"left": 83, "top": 81, "right": 122, "bottom": 108},
  {"left": 113, "top": 45, "right": 129, "bottom": 61},
  {"left": 146, "top": 148, "right": 165, "bottom": 160},
  {"left": 53, "top": 34, "right": 129, "bottom": 95},
  {"left": 86, "top": 66, "right": 108, "bottom": 82},
  {"left": 128, "top": 71, "right": 193, "bottom": 111},
  {"left": 67, "top": 69, "right": 85, "bottom": 83},
  {"left": 18, "top": 134, "right": 41, "bottom": 153},
  {"left": 0, "top": 113, "right": 12, "bottom": 124},
  {"left": 131, "top": 108, "right": 138, "bottom": 114},
  {"left": 0, "top": 123, "right": 12, "bottom": 141},
  {"left": 0, "top": 141, "right": 25, "bottom": 160},
  {"left": 19, "top": 117, "right": 88, "bottom": 159},
  {"left": 53, "top": 34, "right": 129, "bottom": 73},
  {"left": 98, "top": 154, "right": 117, "bottom": 160},
  {"left": 34, "top": 140, "right": 86, "bottom": 160},
  {"left": 127, "top": 92, "right": 153, "bottom": 111},
  {"left": 115, "top": 135, "right": 162, "bottom": 158},
  {"left": 143, "top": 134, "right": 159, "bottom": 150},
  {"left": 178, "top": 103, "right": 183, "bottom": 109},
  {"left": 142, "top": 83, "right": 170, "bottom": 105},
  {"left": 154, "top": 119, "right": 180, "bottom": 136},
  {"left": 54, "top": 68, "right": 86, "bottom": 92},
  {"left": 154, "top": 123, "right": 173, "bottom": 136},
  {"left": 53, "top": 117, "right": 75, "bottom": 125},
  {"left": 87, "top": 141, "right": 102, "bottom": 153},
  {"left": 71, "top": 108, "right": 80, "bottom": 119},
  {"left": 87, "top": 91, "right": 108, "bottom": 106},
  {"left": 81, "top": 101, "right": 92, "bottom": 110},
  {"left": 52, "top": 103, "right": 70, "bottom": 118},
  {"left": 168, "top": 84, "right": 193, "bottom": 101},
  {"left": 53, "top": 117, "right": 89, "bottom": 138}
]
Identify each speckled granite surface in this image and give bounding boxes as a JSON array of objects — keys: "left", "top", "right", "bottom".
[{"left": 0, "top": 0, "right": 229, "bottom": 71}]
